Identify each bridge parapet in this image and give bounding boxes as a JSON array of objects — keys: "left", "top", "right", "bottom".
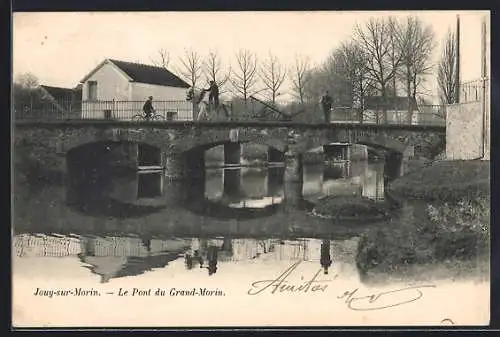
[{"left": 14, "top": 121, "right": 446, "bottom": 174}]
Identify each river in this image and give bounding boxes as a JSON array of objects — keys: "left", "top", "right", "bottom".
[{"left": 12, "top": 144, "right": 489, "bottom": 326}]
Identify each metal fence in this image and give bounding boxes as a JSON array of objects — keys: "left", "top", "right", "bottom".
[
  {"left": 13, "top": 99, "right": 197, "bottom": 121},
  {"left": 81, "top": 100, "right": 195, "bottom": 121},
  {"left": 13, "top": 98, "right": 446, "bottom": 126}
]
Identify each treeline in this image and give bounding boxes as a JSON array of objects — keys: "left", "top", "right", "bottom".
[
  {"left": 14, "top": 15, "right": 458, "bottom": 121},
  {"left": 153, "top": 15, "right": 457, "bottom": 121}
]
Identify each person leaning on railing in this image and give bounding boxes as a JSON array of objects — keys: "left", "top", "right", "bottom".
[{"left": 143, "top": 96, "right": 155, "bottom": 120}]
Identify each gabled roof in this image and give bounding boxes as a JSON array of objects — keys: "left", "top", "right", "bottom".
[
  {"left": 364, "top": 96, "right": 418, "bottom": 111},
  {"left": 80, "top": 58, "right": 190, "bottom": 89},
  {"left": 40, "top": 85, "right": 82, "bottom": 101},
  {"left": 79, "top": 250, "right": 187, "bottom": 283}
]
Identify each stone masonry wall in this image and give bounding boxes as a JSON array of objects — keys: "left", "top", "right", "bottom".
[{"left": 446, "top": 102, "right": 485, "bottom": 160}]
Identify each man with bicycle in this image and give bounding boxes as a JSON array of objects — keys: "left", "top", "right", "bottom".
[
  {"left": 204, "top": 81, "right": 219, "bottom": 111},
  {"left": 143, "top": 96, "right": 155, "bottom": 120}
]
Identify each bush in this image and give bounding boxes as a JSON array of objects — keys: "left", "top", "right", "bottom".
[
  {"left": 356, "top": 196, "right": 490, "bottom": 275},
  {"left": 313, "top": 195, "right": 390, "bottom": 219}
]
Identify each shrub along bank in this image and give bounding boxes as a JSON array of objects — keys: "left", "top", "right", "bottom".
[{"left": 356, "top": 160, "right": 490, "bottom": 276}]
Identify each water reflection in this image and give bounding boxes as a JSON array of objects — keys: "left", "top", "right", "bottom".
[
  {"left": 67, "top": 142, "right": 167, "bottom": 217},
  {"left": 302, "top": 161, "right": 385, "bottom": 202},
  {"left": 65, "top": 140, "right": 387, "bottom": 220},
  {"left": 13, "top": 233, "right": 356, "bottom": 282},
  {"left": 15, "top": 140, "right": 393, "bottom": 283},
  {"left": 205, "top": 167, "right": 284, "bottom": 209}
]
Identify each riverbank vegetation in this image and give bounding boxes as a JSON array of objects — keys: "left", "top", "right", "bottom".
[
  {"left": 389, "top": 159, "right": 489, "bottom": 201},
  {"left": 313, "top": 195, "right": 390, "bottom": 220},
  {"left": 356, "top": 160, "right": 490, "bottom": 279}
]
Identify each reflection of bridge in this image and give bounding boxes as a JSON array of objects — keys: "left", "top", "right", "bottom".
[
  {"left": 15, "top": 120, "right": 445, "bottom": 184},
  {"left": 13, "top": 234, "right": 348, "bottom": 280}
]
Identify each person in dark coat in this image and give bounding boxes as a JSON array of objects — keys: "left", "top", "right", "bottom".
[
  {"left": 193, "top": 250, "right": 203, "bottom": 268},
  {"left": 185, "top": 254, "right": 194, "bottom": 270},
  {"left": 207, "top": 245, "right": 218, "bottom": 276},
  {"left": 143, "top": 96, "right": 154, "bottom": 119},
  {"left": 320, "top": 239, "right": 333, "bottom": 275},
  {"left": 320, "top": 91, "right": 333, "bottom": 124}
]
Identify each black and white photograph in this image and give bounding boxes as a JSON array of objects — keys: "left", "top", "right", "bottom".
[{"left": 12, "top": 10, "right": 490, "bottom": 327}]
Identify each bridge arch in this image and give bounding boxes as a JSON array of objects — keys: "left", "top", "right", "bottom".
[
  {"left": 176, "top": 128, "right": 288, "bottom": 154},
  {"left": 291, "top": 133, "right": 407, "bottom": 155},
  {"left": 60, "top": 126, "right": 175, "bottom": 155}
]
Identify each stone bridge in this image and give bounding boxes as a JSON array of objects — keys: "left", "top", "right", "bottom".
[{"left": 14, "top": 120, "right": 445, "bottom": 181}]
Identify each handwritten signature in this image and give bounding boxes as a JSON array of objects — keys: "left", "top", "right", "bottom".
[
  {"left": 248, "top": 260, "right": 437, "bottom": 311},
  {"left": 337, "top": 284, "right": 436, "bottom": 311},
  {"left": 248, "top": 260, "right": 336, "bottom": 295},
  {"left": 440, "top": 318, "right": 455, "bottom": 325}
]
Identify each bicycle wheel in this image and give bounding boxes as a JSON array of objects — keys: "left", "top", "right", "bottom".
[
  {"left": 132, "top": 114, "right": 145, "bottom": 122},
  {"left": 152, "top": 114, "right": 165, "bottom": 121}
]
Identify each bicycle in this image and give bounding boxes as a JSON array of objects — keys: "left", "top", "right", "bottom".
[{"left": 131, "top": 110, "right": 165, "bottom": 122}]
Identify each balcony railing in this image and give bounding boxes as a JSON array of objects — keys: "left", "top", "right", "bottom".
[
  {"left": 13, "top": 98, "right": 446, "bottom": 127},
  {"left": 459, "top": 78, "right": 489, "bottom": 104}
]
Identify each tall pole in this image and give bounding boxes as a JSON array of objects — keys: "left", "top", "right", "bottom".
[
  {"left": 455, "top": 14, "right": 461, "bottom": 103},
  {"left": 481, "top": 15, "right": 487, "bottom": 158}
]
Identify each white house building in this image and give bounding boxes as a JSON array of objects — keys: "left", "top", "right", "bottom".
[{"left": 79, "top": 58, "right": 193, "bottom": 120}]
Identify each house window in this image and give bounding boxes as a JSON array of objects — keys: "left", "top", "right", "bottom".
[{"left": 88, "top": 81, "right": 98, "bottom": 101}]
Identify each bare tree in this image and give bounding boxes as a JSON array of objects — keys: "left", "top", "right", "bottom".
[
  {"left": 354, "top": 17, "right": 403, "bottom": 122},
  {"left": 203, "top": 50, "right": 231, "bottom": 94},
  {"left": 15, "top": 72, "right": 39, "bottom": 89},
  {"left": 230, "top": 49, "right": 258, "bottom": 104},
  {"left": 177, "top": 48, "right": 203, "bottom": 88},
  {"left": 290, "top": 54, "right": 311, "bottom": 104},
  {"left": 150, "top": 48, "right": 170, "bottom": 69},
  {"left": 259, "top": 52, "right": 287, "bottom": 104},
  {"left": 337, "top": 41, "right": 375, "bottom": 121},
  {"left": 437, "top": 28, "right": 458, "bottom": 106},
  {"left": 396, "top": 16, "right": 436, "bottom": 119},
  {"left": 302, "top": 67, "right": 328, "bottom": 102},
  {"left": 322, "top": 51, "right": 353, "bottom": 106}
]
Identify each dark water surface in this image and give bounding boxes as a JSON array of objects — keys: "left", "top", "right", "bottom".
[
  {"left": 14, "top": 142, "right": 398, "bottom": 283},
  {"left": 16, "top": 142, "right": 486, "bottom": 286}
]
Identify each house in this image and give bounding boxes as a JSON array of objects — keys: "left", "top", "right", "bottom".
[
  {"left": 79, "top": 58, "right": 192, "bottom": 120},
  {"left": 363, "top": 96, "right": 419, "bottom": 124},
  {"left": 40, "top": 84, "right": 82, "bottom": 118}
]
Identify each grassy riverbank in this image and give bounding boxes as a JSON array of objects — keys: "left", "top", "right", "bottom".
[
  {"left": 389, "top": 159, "right": 490, "bottom": 201},
  {"left": 356, "top": 160, "right": 490, "bottom": 279}
]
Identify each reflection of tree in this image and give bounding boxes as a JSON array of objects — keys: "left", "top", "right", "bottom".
[
  {"left": 221, "top": 237, "right": 233, "bottom": 253},
  {"left": 258, "top": 240, "right": 275, "bottom": 254}
]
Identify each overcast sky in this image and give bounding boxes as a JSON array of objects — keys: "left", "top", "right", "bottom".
[{"left": 13, "top": 11, "right": 489, "bottom": 102}]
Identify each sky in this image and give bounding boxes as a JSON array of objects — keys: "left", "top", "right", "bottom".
[{"left": 13, "top": 11, "right": 490, "bottom": 102}]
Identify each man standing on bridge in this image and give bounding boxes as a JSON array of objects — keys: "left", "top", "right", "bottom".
[{"left": 320, "top": 91, "right": 333, "bottom": 124}]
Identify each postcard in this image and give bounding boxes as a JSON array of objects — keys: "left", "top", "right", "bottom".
[{"left": 12, "top": 10, "right": 490, "bottom": 327}]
